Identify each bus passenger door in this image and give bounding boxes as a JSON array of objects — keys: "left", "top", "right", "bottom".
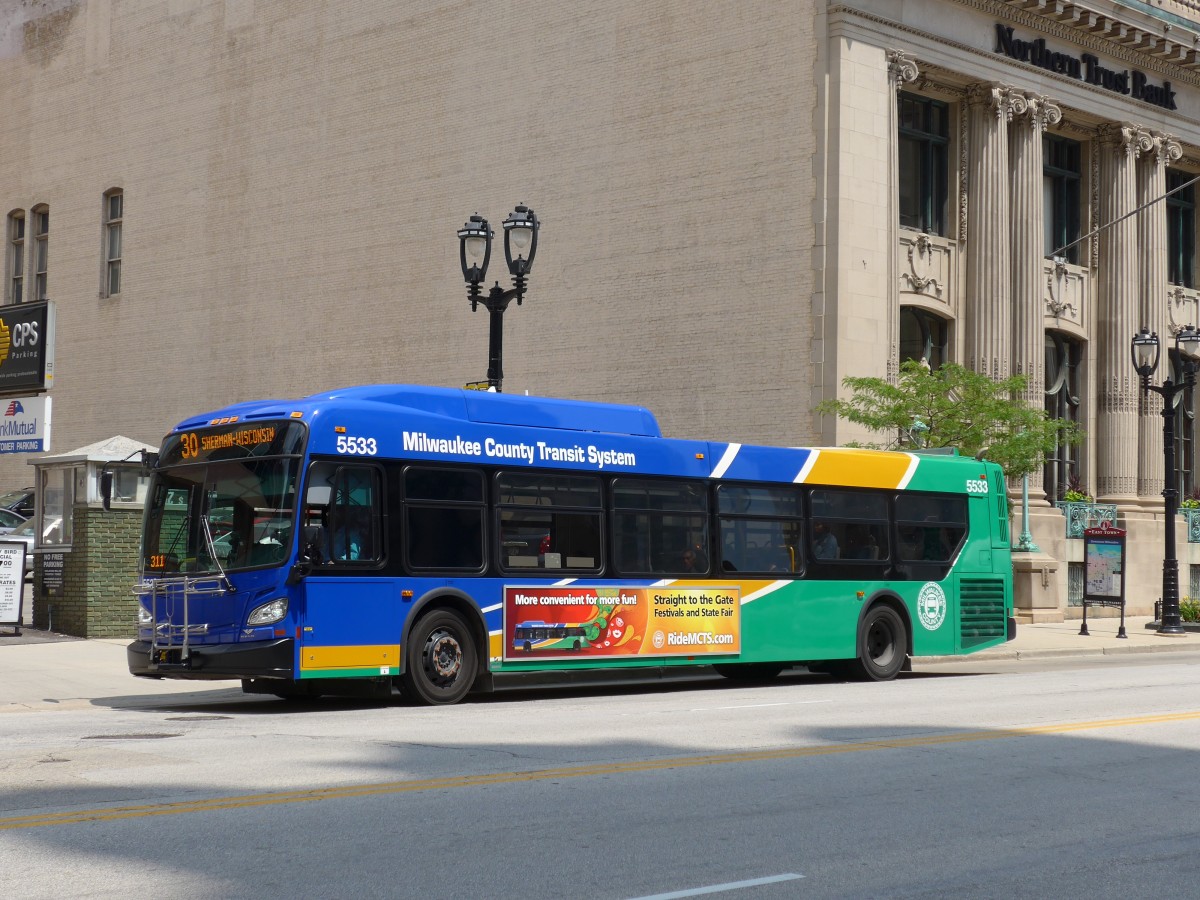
[{"left": 298, "top": 462, "right": 402, "bottom": 679}]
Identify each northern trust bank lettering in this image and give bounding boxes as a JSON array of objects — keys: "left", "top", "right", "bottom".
[{"left": 994, "top": 24, "right": 1177, "bottom": 110}]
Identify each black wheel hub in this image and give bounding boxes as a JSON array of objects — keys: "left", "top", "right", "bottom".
[{"left": 425, "top": 629, "right": 463, "bottom": 684}]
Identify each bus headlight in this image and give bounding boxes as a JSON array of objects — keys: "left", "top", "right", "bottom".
[
  {"left": 247, "top": 597, "right": 288, "bottom": 626},
  {"left": 137, "top": 604, "right": 152, "bottom": 626}
]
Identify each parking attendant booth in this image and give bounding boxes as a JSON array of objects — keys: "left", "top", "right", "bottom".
[{"left": 27, "top": 436, "right": 154, "bottom": 637}]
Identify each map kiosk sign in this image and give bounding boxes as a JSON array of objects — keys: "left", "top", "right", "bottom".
[{"left": 1080, "top": 523, "right": 1127, "bottom": 638}]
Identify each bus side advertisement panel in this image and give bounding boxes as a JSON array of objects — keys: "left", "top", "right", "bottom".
[{"left": 503, "top": 586, "right": 740, "bottom": 661}]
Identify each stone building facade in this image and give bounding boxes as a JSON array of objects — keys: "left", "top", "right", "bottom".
[{"left": 4, "top": 0, "right": 1200, "bottom": 621}]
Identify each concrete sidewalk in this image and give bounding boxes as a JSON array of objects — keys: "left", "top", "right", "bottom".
[{"left": 918, "top": 615, "right": 1200, "bottom": 664}]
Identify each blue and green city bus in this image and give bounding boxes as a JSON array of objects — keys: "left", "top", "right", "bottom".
[{"left": 127, "top": 384, "right": 1014, "bottom": 704}]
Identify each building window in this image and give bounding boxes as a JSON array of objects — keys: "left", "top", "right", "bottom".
[
  {"left": 1044, "top": 135, "right": 1081, "bottom": 264},
  {"left": 7, "top": 211, "right": 24, "bottom": 304},
  {"left": 1167, "top": 169, "right": 1195, "bottom": 289},
  {"left": 1045, "top": 331, "right": 1083, "bottom": 501},
  {"left": 898, "top": 93, "right": 949, "bottom": 236},
  {"left": 39, "top": 466, "right": 74, "bottom": 549},
  {"left": 899, "top": 307, "right": 948, "bottom": 369},
  {"left": 1171, "top": 350, "right": 1195, "bottom": 501},
  {"left": 103, "top": 190, "right": 122, "bottom": 296},
  {"left": 31, "top": 205, "right": 48, "bottom": 301}
]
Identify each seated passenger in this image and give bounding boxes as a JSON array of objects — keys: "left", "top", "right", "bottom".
[{"left": 811, "top": 522, "right": 839, "bottom": 560}]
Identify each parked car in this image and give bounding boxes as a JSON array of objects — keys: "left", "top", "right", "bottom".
[
  {"left": 2, "top": 516, "right": 57, "bottom": 581},
  {"left": 0, "top": 508, "right": 26, "bottom": 534},
  {"left": 5, "top": 515, "right": 63, "bottom": 553},
  {"left": 0, "top": 487, "right": 34, "bottom": 519}
]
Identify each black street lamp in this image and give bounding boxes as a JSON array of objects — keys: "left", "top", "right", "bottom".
[
  {"left": 1131, "top": 324, "right": 1200, "bottom": 636},
  {"left": 457, "top": 204, "right": 540, "bottom": 392}
]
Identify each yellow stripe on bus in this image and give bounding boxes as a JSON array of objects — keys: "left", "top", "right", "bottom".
[
  {"left": 803, "top": 449, "right": 915, "bottom": 489},
  {"left": 300, "top": 645, "right": 401, "bottom": 670}
]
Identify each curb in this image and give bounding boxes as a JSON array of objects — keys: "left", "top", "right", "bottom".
[{"left": 916, "top": 642, "right": 1199, "bottom": 665}]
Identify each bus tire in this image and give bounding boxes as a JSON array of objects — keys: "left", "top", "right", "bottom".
[
  {"left": 713, "top": 663, "right": 785, "bottom": 682},
  {"left": 402, "top": 608, "right": 478, "bottom": 705},
  {"left": 851, "top": 604, "right": 907, "bottom": 681}
]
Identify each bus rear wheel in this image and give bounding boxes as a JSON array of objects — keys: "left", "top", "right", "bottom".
[
  {"left": 850, "top": 604, "right": 907, "bottom": 681},
  {"left": 401, "top": 608, "right": 478, "bottom": 705}
]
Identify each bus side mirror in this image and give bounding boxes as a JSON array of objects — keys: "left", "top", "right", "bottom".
[
  {"left": 286, "top": 525, "right": 325, "bottom": 585},
  {"left": 100, "top": 471, "right": 113, "bottom": 511}
]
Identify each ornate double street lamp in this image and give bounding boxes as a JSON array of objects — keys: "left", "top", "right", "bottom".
[
  {"left": 457, "top": 204, "right": 540, "bottom": 392},
  {"left": 1131, "top": 325, "right": 1200, "bottom": 636}
]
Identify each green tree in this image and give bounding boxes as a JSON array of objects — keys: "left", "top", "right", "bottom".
[{"left": 815, "top": 360, "right": 1080, "bottom": 479}]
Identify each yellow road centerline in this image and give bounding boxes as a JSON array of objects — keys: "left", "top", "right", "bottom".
[{"left": 4, "top": 709, "right": 1199, "bottom": 831}]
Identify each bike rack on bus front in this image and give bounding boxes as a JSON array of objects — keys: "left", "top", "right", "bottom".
[{"left": 135, "top": 575, "right": 228, "bottom": 668}]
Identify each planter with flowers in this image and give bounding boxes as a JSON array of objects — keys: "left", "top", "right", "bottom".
[{"left": 1055, "top": 479, "right": 1116, "bottom": 539}]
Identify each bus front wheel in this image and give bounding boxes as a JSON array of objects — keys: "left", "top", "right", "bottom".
[
  {"left": 851, "top": 604, "right": 907, "bottom": 681},
  {"left": 402, "top": 608, "right": 478, "bottom": 705}
]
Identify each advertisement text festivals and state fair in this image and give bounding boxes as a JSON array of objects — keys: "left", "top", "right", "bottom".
[{"left": 503, "top": 585, "right": 740, "bottom": 661}]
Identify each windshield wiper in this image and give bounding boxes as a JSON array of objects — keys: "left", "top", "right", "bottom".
[{"left": 199, "top": 499, "right": 234, "bottom": 592}]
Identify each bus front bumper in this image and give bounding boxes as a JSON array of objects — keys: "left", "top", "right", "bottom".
[{"left": 127, "top": 638, "right": 294, "bottom": 680}]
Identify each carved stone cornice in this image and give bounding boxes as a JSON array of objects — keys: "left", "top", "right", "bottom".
[{"left": 830, "top": 3, "right": 1200, "bottom": 90}]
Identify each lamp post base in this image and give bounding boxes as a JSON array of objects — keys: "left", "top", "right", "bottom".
[{"left": 1154, "top": 626, "right": 1188, "bottom": 637}]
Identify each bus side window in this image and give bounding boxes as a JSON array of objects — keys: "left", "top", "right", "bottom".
[{"left": 403, "top": 466, "right": 486, "bottom": 571}]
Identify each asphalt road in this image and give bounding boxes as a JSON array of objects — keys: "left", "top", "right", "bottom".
[{"left": 3, "top": 652, "right": 1200, "bottom": 899}]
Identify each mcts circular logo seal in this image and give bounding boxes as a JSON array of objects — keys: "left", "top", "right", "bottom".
[{"left": 917, "top": 582, "right": 947, "bottom": 631}]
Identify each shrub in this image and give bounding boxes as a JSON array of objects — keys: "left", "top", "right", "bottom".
[{"left": 1181, "top": 598, "right": 1200, "bottom": 623}]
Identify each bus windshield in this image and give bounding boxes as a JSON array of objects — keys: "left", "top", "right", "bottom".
[{"left": 143, "top": 457, "right": 299, "bottom": 575}]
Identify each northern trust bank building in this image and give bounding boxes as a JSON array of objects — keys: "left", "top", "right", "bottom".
[
  {"left": 5, "top": 0, "right": 1200, "bottom": 623},
  {"left": 827, "top": 0, "right": 1200, "bottom": 619}
]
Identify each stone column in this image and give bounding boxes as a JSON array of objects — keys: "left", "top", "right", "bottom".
[
  {"left": 1096, "top": 124, "right": 1143, "bottom": 505},
  {"left": 966, "top": 83, "right": 1018, "bottom": 380},
  {"left": 886, "top": 50, "right": 919, "bottom": 383},
  {"left": 1136, "top": 131, "right": 1182, "bottom": 506},
  {"left": 1009, "top": 95, "right": 1061, "bottom": 499}
]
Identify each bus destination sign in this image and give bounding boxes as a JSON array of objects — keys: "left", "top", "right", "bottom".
[{"left": 160, "top": 420, "right": 306, "bottom": 465}]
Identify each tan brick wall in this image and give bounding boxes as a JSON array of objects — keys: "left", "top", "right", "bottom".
[{"left": 0, "top": 0, "right": 821, "bottom": 494}]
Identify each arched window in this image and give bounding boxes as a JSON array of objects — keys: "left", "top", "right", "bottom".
[
  {"left": 1045, "top": 331, "right": 1083, "bottom": 501},
  {"left": 899, "top": 307, "right": 948, "bottom": 369}
]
